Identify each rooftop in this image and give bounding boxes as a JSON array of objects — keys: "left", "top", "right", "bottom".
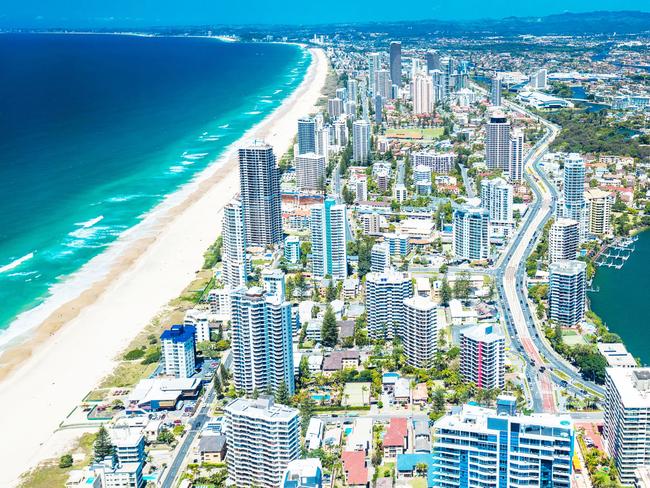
[{"left": 607, "top": 367, "right": 650, "bottom": 408}]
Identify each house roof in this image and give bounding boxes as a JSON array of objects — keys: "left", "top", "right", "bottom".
[
  {"left": 322, "top": 351, "right": 360, "bottom": 371},
  {"left": 383, "top": 417, "right": 408, "bottom": 447},
  {"left": 341, "top": 451, "right": 368, "bottom": 485},
  {"left": 199, "top": 435, "right": 226, "bottom": 453}
]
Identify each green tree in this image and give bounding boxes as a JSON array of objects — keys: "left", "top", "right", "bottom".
[
  {"left": 214, "top": 375, "right": 223, "bottom": 398},
  {"left": 298, "top": 393, "right": 316, "bottom": 435},
  {"left": 59, "top": 454, "right": 73, "bottom": 469},
  {"left": 298, "top": 355, "right": 311, "bottom": 388},
  {"left": 157, "top": 428, "right": 175, "bottom": 445},
  {"left": 440, "top": 277, "right": 452, "bottom": 305},
  {"left": 321, "top": 305, "right": 338, "bottom": 347},
  {"left": 453, "top": 271, "right": 471, "bottom": 300},
  {"left": 275, "top": 381, "right": 291, "bottom": 405},
  {"left": 325, "top": 280, "right": 337, "bottom": 302},
  {"left": 93, "top": 425, "right": 114, "bottom": 462}
]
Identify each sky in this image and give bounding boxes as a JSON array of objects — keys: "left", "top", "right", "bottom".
[{"left": 0, "top": 0, "right": 648, "bottom": 27}]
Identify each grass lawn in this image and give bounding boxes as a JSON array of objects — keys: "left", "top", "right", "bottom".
[
  {"left": 562, "top": 329, "right": 587, "bottom": 346},
  {"left": 385, "top": 127, "right": 444, "bottom": 140},
  {"left": 18, "top": 432, "right": 96, "bottom": 488},
  {"left": 409, "top": 477, "right": 428, "bottom": 488},
  {"left": 376, "top": 462, "right": 395, "bottom": 478}
]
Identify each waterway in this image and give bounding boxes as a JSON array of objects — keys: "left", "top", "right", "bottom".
[{"left": 589, "top": 231, "right": 650, "bottom": 365}]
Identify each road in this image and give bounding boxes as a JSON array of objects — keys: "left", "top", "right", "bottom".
[
  {"left": 161, "top": 385, "right": 216, "bottom": 488},
  {"left": 491, "top": 96, "right": 605, "bottom": 412}
]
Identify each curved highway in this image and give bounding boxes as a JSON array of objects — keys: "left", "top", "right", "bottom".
[{"left": 494, "top": 100, "right": 605, "bottom": 412}]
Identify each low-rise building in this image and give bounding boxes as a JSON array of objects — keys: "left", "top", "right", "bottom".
[{"left": 198, "top": 435, "right": 227, "bottom": 463}]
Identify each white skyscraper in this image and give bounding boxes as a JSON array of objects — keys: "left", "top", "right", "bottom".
[
  {"left": 549, "top": 218, "right": 580, "bottom": 263},
  {"left": 370, "top": 241, "right": 391, "bottom": 273},
  {"left": 327, "top": 98, "right": 343, "bottom": 118},
  {"left": 239, "top": 141, "right": 282, "bottom": 246},
  {"left": 460, "top": 323, "right": 506, "bottom": 389},
  {"left": 509, "top": 129, "right": 524, "bottom": 183},
  {"left": 413, "top": 74, "right": 434, "bottom": 114},
  {"left": 230, "top": 286, "right": 294, "bottom": 395},
  {"left": 221, "top": 198, "right": 249, "bottom": 289},
  {"left": 485, "top": 112, "right": 511, "bottom": 172},
  {"left": 548, "top": 260, "right": 586, "bottom": 327},
  {"left": 347, "top": 78, "right": 358, "bottom": 102},
  {"left": 368, "top": 53, "right": 381, "bottom": 96},
  {"left": 480, "top": 177, "right": 513, "bottom": 223},
  {"left": 403, "top": 296, "right": 438, "bottom": 368},
  {"left": 297, "top": 117, "right": 316, "bottom": 155},
  {"left": 310, "top": 198, "right": 348, "bottom": 280},
  {"left": 490, "top": 76, "right": 502, "bottom": 106},
  {"left": 480, "top": 178, "right": 514, "bottom": 237},
  {"left": 561, "top": 153, "right": 587, "bottom": 240},
  {"left": 453, "top": 206, "right": 490, "bottom": 261},
  {"left": 365, "top": 270, "right": 413, "bottom": 340},
  {"left": 411, "top": 151, "right": 456, "bottom": 174},
  {"left": 352, "top": 119, "right": 371, "bottom": 163},
  {"left": 604, "top": 368, "right": 650, "bottom": 485},
  {"left": 225, "top": 397, "right": 300, "bottom": 488},
  {"left": 375, "top": 69, "right": 392, "bottom": 99},
  {"left": 295, "top": 153, "right": 325, "bottom": 191},
  {"left": 161, "top": 324, "right": 196, "bottom": 379}
]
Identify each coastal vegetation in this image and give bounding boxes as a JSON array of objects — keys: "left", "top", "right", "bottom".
[
  {"left": 18, "top": 433, "right": 96, "bottom": 488},
  {"left": 544, "top": 109, "right": 650, "bottom": 163}
]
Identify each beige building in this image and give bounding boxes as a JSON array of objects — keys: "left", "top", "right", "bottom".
[{"left": 585, "top": 188, "right": 613, "bottom": 236}]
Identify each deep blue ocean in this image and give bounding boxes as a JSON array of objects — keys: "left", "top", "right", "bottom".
[{"left": 0, "top": 34, "right": 308, "bottom": 343}]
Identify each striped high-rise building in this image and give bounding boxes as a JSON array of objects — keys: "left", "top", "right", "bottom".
[
  {"left": 509, "top": 129, "right": 525, "bottom": 183},
  {"left": 230, "top": 286, "right": 294, "bottom": 395},
  {"left": 548, "top": 260, "right": 586, "bottom": 327},
  {"left": 460, "top": 323, "right": 505, "bottom": 389},
  {"left": 480, "top": 178, "right": 513, "bottom": 225},
  {"left": 365, "top": 270, "right": 413, "bottom": 340},
  {"left": 490, "top": 76, "right": 502, "bottom": 106},
  {"left": 389, "top": 41, "right": 402, "bottom": 88},
  {"left": 603, "top": 368, "right": 650, "bottom": 485},
  {"left": 310, "top": 198, "right": 348, "bottom": 280},
  {"left": 548, "top": 218, "right": 579, "bottom": 264},
  {"left": 352, "top": 119, "right": 370, "bottom": 164},
  {"left": 239, "top": 141, "right": 282, "bottom": 247},
  {"left": 403, "top": 296, "right": 438, "bottom": 368},
  {"left": 452, "top": 206, "right": 490, "bottom": 261},
  {"left": 297, "top": 117, "right": 316, "bottom": 155},
  {"left": 295, "top": 153, "right": 325, "bottom": 191},
  {"left": 225, "top": 397, "right": 300, "bottom": 488},
  {"left": 221, "top": 198, "right": 249, "bottom": 288},
  {"left": 486, "top": 112, "right": 510, "bottom": 172},
  {"left": 561, "top": 153, "right": 587, "bottom": 240}
]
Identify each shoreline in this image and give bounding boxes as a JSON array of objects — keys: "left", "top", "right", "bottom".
[
  {"left": 0, "top": 35, "right": 306, "bottom": 347},
  {"left": 0, "top": 46, "right": 328, "bottom": 487}
]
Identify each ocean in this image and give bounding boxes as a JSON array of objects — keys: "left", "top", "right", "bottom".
[
  {"left": 589, "top": 231, "right": 650, "bottom": 364},
  {"left": 0, "top": 33, "right": 308, "bottom": 345}
]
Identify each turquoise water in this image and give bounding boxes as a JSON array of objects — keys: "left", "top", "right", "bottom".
[
  {"left": 0, "top": 34, "right": 309, "bottom": 345},
  {"left": 590, "top": 231, "right": 650, "bottom": 364},
  {"left": 312, "top": 393, "right": 331, "bottom": 401}
]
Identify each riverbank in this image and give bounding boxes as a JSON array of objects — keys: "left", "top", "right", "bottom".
[
  {"left": 589, "top": 229, "right": 650, "bottom": 365},
  {"left": 0, "top": 47, "right": 328, "bottom": 487}
]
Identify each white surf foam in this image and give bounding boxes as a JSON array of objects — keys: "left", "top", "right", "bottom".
[{"left": 0, "top": 253, "right": 35, "bottom": 274}]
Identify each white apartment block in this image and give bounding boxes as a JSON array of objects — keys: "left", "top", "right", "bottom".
[
  {"left": 548, "top": 218, "right": 579, "bottom": 264},
  {"left": 460, "top": 323, "right": 506, "bottom": 389},
  {"left": 604, "top": 368, "right": 650, "bottom": 485},
  {"left": 225, "top": 397, "right": 300, "bottom": 488},
  {"left": 295, "top": 152, "right": 326, "bottom": 191},
  {"left": 403, "top": 296, "right": 438, "bottom": 368}
]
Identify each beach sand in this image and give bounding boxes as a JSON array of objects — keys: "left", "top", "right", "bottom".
[{"left": 0, "top": 46, "right": 328, "bottom": 486}]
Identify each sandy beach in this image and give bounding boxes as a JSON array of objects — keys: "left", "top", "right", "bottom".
[{"left": 0, "top": 46, "right": 328, "bottom": 486}]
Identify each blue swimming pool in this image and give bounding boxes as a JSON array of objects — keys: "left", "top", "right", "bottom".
[{"left": 312, "top": 393, "right": 331, "bottom": 401}]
